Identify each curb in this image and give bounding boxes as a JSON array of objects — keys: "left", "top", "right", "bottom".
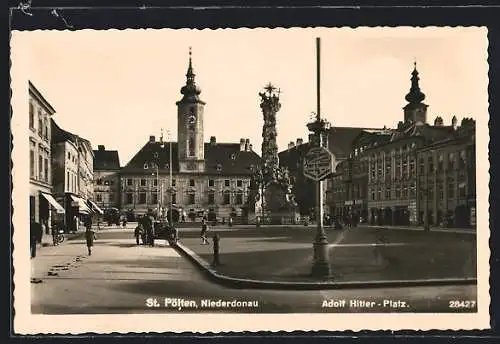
[
  {"left": 173, "top": 242, "right": 477, "bottom": 290},
  {"left": 364, "top": 225, "right": 476, "bottom": 235}
]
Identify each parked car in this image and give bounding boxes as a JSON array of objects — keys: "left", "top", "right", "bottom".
[{"left": 104, "top": 207, "right": 120, "bottom": 226}]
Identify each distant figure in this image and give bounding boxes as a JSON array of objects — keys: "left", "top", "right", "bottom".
[
  {"left": 30, "top": 219, "right": 41, "bottom": 258},
  {"left": 200, "top": 218, "right": 208, "bottom": 244},
  {"left": 134, "top": 224, "right": 143, "bottom": 245},
  {"left": 228, "top": 217, "right": 233, "bottom": 227},
  {"left": 51, "top": 223, "right": 58, "bottom": 246},
  {"left": 85, "top": 226, "right": 96, "bottom": 256}
]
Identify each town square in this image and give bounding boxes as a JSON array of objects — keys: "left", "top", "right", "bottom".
[{"left": 11, "top": 27, "right": 487, "bottom": 324}]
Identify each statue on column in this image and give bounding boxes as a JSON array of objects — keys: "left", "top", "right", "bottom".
[{"left": 248, "top": 83, "right": 298, "bottom": 225}]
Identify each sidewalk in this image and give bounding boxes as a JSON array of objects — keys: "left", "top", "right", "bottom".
[
  {"left": 362, "top": 225, "right": 476, "bottom": 234},
  {"left": 31, "top": 236, "right": 90, "bottom": 282}
]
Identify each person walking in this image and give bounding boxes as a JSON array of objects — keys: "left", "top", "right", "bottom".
[
  {"left": 134, "top": 224, "right": 143, "bottom": 245},
  {"left": 200, "top": 218, "right": 208, "bottom": 244},
  {"left": 30, "top": 219, "right": 40, "bottom": 258},
  {"left": 84, "top": 217, "right": 96, "bottom": 255}
]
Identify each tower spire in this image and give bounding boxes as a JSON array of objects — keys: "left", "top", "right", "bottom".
[
  {"left": 179, "top": 47, "right": 202, "bottom": 102},
  {"left": 186, "top": 46, "right": 195, "bottom": 83},
  {"left": 405, "top": 60, "right": 425, "bottom": 104}
]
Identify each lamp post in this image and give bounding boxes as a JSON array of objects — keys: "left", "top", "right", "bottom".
[
  {"left": 167, "top": 130, "right": 173, "bottom": 225},
  {"left": 306, "top": 37, "right": 331, "bottom": 278}
]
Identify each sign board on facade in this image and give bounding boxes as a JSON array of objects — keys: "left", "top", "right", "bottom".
[{"left": 303, "top": 146, "right": 336, "bottom": 182}]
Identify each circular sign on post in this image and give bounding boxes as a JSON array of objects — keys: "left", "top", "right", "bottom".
[{"left": 303, "top": 146, "right": 336, "bottom": 181}]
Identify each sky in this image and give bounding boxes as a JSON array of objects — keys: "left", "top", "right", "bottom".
[{"left": 16, "top": 27, "right": 488, "bottom": 166}]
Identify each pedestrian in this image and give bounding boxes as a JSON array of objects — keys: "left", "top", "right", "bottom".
[
  {"left": 85, "top": 226, "right": 96, "bottom": 256},
  {"left": 30, "top": 219, "right": 40, "bottom": 258},
  {"left": 200, "top": 218, "right": 208, "bottom": 244},
  {"left": 134, "top": 224, "right": 142, "bottom": 245},
  {"left": 51, "top": 223, "right": 58, "bottom": 246}
]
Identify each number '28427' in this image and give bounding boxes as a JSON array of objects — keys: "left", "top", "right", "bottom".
[{"left": 449, "top": 300, "right": 476, "bottom": 309}]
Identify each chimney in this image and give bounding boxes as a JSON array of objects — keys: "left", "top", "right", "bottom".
[
  {"left": 296, "top": 138, "right": 303, "bottom": 146},
  {"left": 434, "top": 116, "right": 443, "bottom": 126},
  {"left": 149, "top": 135, "right": 156, "bottom": 142},
  {"left": 308, "top": 134, "right": 314, "bottom": 142},
  {"left": 245, "top": 138, "right": 250, "bottom": 151},
  {"left": 288, "top": 141, "right": 295, "bottom": 150},
  {"left": 451, "top": 115, "right": 458, "bottom": 130},
  {"left": 240, "top": 138, "right": 245, "bottom": 151},
  {"left": 210, "top": 136, "right": 216, "bottom": 145},
  {"left": 98, "top": 145, "right": 105, "bottom": 151},
  {"left": 249, "top": 143, "right": 253, "bottom": 151}
]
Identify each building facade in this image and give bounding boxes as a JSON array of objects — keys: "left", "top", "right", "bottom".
[
  {"left": 51, "top": 119, "right": 98, "bottom": 231},
  {"left": 416, "top": 119, "right": 476, "bottom": 228},
  {"left": 119, "top": 50, "right": 261, "bottom": 222},
  {"left": 29, "top": 81, "right": 65, "bottom": 236},
  {"left": 93, "top": 145, "right": 121, "bottom": 209}
]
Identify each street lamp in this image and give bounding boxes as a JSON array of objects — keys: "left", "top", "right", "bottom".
[
  {"left": 166, "top": 130, "right": 173, "bottom": 225},
  {"left": 306, "top": 37, "right": 331, "bottom": 278}
]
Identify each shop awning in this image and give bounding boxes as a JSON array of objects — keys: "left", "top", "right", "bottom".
[
  {"left": 87, "top": 200, "right": 104, "bottom": 215},
  {"left": 70, "top": 195, "right": 92, "bottom": 214},
  {"left": 41, "top": 192, "right": 65, "bottom": 214}
]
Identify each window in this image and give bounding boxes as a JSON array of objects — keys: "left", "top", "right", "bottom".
[
  {"left": 410, "top": 158, "right": 415, "bottom": 175},
  {"left": 68, "top": 152, "right": 71, "bottom": 160},
  {"left": 96, "top": 194, "right": 102, "bottom": 202},
  {"left": 126, "top": 193, "right": 133, "bottom": 204},
  {"left": 151, "top": 192, "right": 158, "bottom": 205},
  {"left": 153, "top": 179, "right": 158, "bottom": 187},
  {"left": 208, "top": 191, "right": 215, "bottom": 204},
  {"left": 29, "top": 103, "right": 34, "bottom": 129},
  {"left": 448, "top": 183, "right": 455, "bottom": 198},
  {"left": 188, "top": 193, "right": 195, "bottom": 204},
  {"left": 437, "top": 154, "right": 444, "bottom": 171},
  {"left": 458, "top": 184, "right": 466, "bottom": 198},
  {"left": 209, "top": 179, "right": 214, "bottom": 187},
  {"left": 236, "top": 193, "right": 243, "bottom": 205},
  {"left": 38, "top": 155, "right": 43, "bottom": 180},
  {"left": 385, "top": 189, "right": 391, "bottom": 200},
  {"left": 448, "top": 153, "right": 456, "bottom": 170},
  {"left": 38, "top": 114, "right": 43, "bottom": 137},
  {"left": 171, "top": 193, "right": 177, "bottom": 204},
  {"left": 223, "top": 191, "right": 231, "bottom": 205},
  {"left": 96, "top": 179, "right": 103, "bottom": 185},
  {"left": 188, "top": 135, "right": 196, "bottom": 157},
  {"left": 224, "top": 179, "right": 230, "bottom": 187},
  {"left": 428, "top": 156, "right": 434, "bottom": 173},
  {"left": 189, "top": 179, "right": 195, "bottom": 187},
  {"left": 140, "top": 179, "right": 146, "bottom": 186},
  {"left": 127, "top": 178, "right": 133, "bottom": 186},
  {"left": 139, "top": 192, "right": 147, "bottom": 204},
  {"left": 395, "top": 187, "right": 401, "bottom": 198},
  {"left": 419, "top": 158, "right": 425, "bottom": 175},
  {"left": 236, "top": 180, "right": 243, "bottom": 187},
  {"left": 371, "top": 192, "right": 375, "bottom": 201},
  {"left": 143, "top": 163, "right": 149, "bottom": 169},
  {"left": 438, "top": 184, "right": 444, "bottom": 200},
  {"left": 44, "top": 158, "right": 48, "bottom": 182},
  {"left": 43, "top": 119, "right": 48, "bottom": 140},
  {"left": 30, "top": 149, "right": 35, "bottom": 178}
]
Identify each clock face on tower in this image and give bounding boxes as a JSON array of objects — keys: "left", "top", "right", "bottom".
[{"left": 187, "top": 114, "right": 196, "bottom": 124}]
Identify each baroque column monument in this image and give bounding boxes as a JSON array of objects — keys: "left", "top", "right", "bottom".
[{"left": 249, "top": 83, "right": 298, "bottom": 225}]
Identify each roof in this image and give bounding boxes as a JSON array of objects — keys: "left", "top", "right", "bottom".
[
  {"left": 29, "top": 81, "right": 56, "bottom": 114},
  {"left": 278, "top": 126, "right": 386, "bottom": 166},
  {"left": 121, "top": 140, "right": 262, "bottom": 176},
  {"left": 51, "top": 119, "right": 94, "bottom": 157},
  {"left": 93, "top": 149, "right": 121, "bottom": 170},
  {"left": 327, "top": 127, "right": 385, "bottom": 159},
  {"left": 390, "top": 122, "right": 456, "bottom": 144}
]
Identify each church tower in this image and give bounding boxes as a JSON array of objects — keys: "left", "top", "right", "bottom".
[
  {"left": 403, "top": 62, "right": 428, "bottom": 125},
  {"left": 176, "top": 48, "right": 206, "bottom": 173}
]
